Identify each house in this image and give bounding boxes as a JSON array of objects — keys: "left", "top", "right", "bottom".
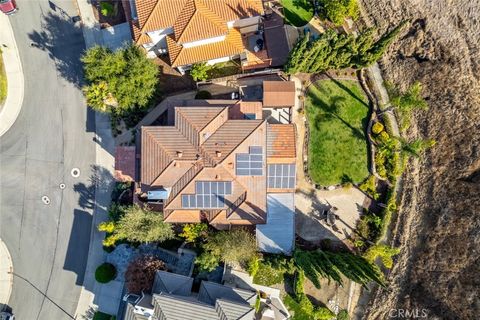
[
  {"left": 136, "top": 99, "right": 296, "bottom": 253},
  {"left": 127, "top": 0, "right": 272, "bottom": 72},
  {"left": 262, "top": 81, "right": 296, "bottom": 123},
  {"left": 123, "top": 270, "right": 290, "bottom": 320}
]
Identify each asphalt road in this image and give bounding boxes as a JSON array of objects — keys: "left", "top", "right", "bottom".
[{"left": 0, "top": 0, "right": 96, "bottom": 319}]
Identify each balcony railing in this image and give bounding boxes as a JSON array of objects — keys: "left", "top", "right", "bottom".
[
  {"left": 164, "top": 162, "right": 204, "bottom": 207},
  {"left": 226, "top": 191, "right": 247, "bottom": 218}
]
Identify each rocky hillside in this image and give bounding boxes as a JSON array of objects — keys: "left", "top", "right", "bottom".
[{"left": 358, "top": 0, "right": 480, "bottom": 319}]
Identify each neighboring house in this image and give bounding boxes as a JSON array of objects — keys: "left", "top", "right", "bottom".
[
  {"left": 136, "top": 99, "right": 296, "bottom": 253},
  {"left": 127, "top": 0, "right": 272, "bottom": 72},
  {"left": 123, "top": 270, "right": 289, "bottom": 320},
  {"left": 262, "top": 81, "right": 296, "bottom": 123}
]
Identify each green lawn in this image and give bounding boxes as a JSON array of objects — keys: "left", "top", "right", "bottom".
[
  {"left": 306, "top": 80, "right": 369, "bottom": 186},
  {"left": 0, "top": 51, "right": 7, "bottom": 104},
  {"left": 281, "top": 0, "right": 314, "bottom": 27}
]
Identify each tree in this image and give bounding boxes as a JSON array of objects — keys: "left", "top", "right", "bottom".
[
  {"left": 284, "top": 22, "right": 407, "bottom": 74},
  {"left": 125, "top": 255, "right": 166, "bottom": 294},
  {"left": 190, "top": 62, "right": 210, "bottom": 81},
  {"left": 81, "top": 45, "right": 159, "bottom": 113},
  {"left": 364, "top": 244, "right": 400, "bottom": 269},
  {"left": 293, "top": 249, "right": 385, "bottom": 288},
  {"left": 355, "top": 21, "right": 408, "bottom": 67},
  {"left": 195, "top": 228, "right": 257, "bottom": 271},
  {"left": 179, "top": 223, "right": 208, "bottom": 243},
  {"left": 108, "top": 205, "right": 174, "bottom": 243},
  {"left": 319, "top": 0, "right": 359, "bottom": 26}
]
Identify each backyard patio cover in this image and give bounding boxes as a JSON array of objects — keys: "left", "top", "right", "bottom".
[{"left": 256, "top": 193, "right": 295, "bottom": 255}]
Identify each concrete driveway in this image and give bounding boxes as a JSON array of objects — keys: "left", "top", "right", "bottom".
[{"left": 0, "top": 3, "right": 96, "bottom": 319}]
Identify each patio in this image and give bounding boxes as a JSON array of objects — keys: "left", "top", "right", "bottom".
[{"left": 295, "top": 187, "right": 367, "bottom": 243}]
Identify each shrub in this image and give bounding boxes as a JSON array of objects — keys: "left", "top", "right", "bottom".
[
  {"left": 125, "top": 255, "right": 166, "bottom": 294},
  {"left": 364, "top": 244, "right": 400, "bottom": 269},
  {"left": 100, "top": 2, "right": 115, "bottom": 17},
  {"left": 190, "top": 63, "right": 210, "bottom": 81},
  {"left": 179, "top": 223, "right": 208, "bottom": 243},
  {"left": 202, "top": 228, "right": 257, "bottom": 266},
  {"left": 372, "top": 122, "right": 384, "bottom": 135},
  {"left": 93, "top": 311, "right": 116, "bottom": 320},
  {"left": 318, "top": 0, "right": 359, "bottom": 26},
  {"left": 253, "top": 255, "right": 294, "bottom": 286},
  {"left": 195, "top": 251, "right": 220, "bottom": 272},
  {"left": 98, "top": 221, "right": 115, "bottom": 233},
  {"left": 95, "top": 263, "right": 117, "bottom": 283},
  {"left": 247, "top": 255, "right": 260, "bottom": 278},
  {"left": 337, "top": 309, "right": 350, "bottom": 320},
  {"left": 195, "top": 90, "right": 212, "bottom": 99},
  {"left": 359, "top": 175, "right": 379, "bottom": 200}
]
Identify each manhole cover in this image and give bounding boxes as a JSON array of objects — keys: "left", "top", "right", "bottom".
[
  {"left": 71, "top": 168, "right": 80, "bottom": 178},
  {"left": 42, "top": 196, "right": 51, "bottom": 205},
  {"left": 59, "top": 183, "right": 66, "bottom": 189}
]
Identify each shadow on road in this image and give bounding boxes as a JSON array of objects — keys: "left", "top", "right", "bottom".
[
  {"left": 27, "top": 12, "right": 85, "bottom": 88},
  {"left": 74, "top": 165, "right": 114, "bottom": 210},
  {"left": 63, "top": 209, "right": 93, "bottom": 285}
]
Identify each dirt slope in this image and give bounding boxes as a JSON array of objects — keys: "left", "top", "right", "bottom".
[{"left": 358, "top": 0, "right": 480, "bottom": 319}]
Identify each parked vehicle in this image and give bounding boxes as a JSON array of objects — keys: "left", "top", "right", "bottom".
[
  {"left": 0, "top": 0, "right": 17, "bottom": 15},
  {"left": 0, "top": 312, "right": 15, "bottom": 320}
]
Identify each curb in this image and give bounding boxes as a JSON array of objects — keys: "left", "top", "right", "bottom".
[
  {"left": 0, "top": 239, "right": 13, "bottom": 309},
  {"left": 0, "top": 14, "right": 24, "bottom": 137}
]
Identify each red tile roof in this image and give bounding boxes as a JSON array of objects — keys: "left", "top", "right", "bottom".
[
  {"left": 267, "top": 124, "right": 296, "bottom": 159},
  {"left": 263, "top": 81, "right": 296, "bottom": 107}
]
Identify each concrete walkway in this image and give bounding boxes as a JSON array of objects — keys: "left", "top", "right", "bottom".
[
  {"left": 0, "top": 14, "right": 24, "bottom": 137},
  {"left": 0, "top": 239, "right": 13, "bottom": 310},
  {"left": 73, "top": 1, "right": 118, "bottom": 318}
]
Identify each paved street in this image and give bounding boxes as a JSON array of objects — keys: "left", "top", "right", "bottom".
[{"left": 0, "top": 0, "right": 96, "bottom": 319}]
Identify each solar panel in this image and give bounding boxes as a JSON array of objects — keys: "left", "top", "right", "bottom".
[
  {"left": 236, "top": 146, "right": 264, "bottom": 176},
  {"left": 182, "top": 181, "right": 232, "bottom": 209},
  {"left": 267, "top": 164, "right": 296, "bottom": 188}
]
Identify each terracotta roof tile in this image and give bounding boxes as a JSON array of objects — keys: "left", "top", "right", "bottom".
[
  {"left": 267, "top": 124, "right": 296, "bottom": 159},
  {"left": 167, "top": 28, "right": 244, "bottom": 67},
  {"left": 201, "top": 120, "right": 264, "bottom": 163},
  {"left": 141, "top": 127, "right": 199, "bottom": 185},
  {"left": 134, "top": 0, "right": 263, "bottom": 45},
  {"left": 263, "top": 81, "right": 296, "bottom": 107}
]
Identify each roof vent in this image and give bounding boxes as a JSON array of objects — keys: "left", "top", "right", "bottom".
[
  {"left": 216, "top": 150, "right": 222, "bottom": 158},
  {"left": 177, "top": 151, "right": 183, "bottom": 158}
]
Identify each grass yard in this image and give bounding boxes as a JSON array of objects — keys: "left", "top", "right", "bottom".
[
  {"left": 306, "top": 79, "right": 369, "bottom": 186},
  {"left": 0, "top": 51, "right": 7, "bottom": 105},
  {"left": 281, "top": 0, "right": 314, "bottom": 27},
  {"left": 206, "top": 60, "right": 241, "bottom": 79}
]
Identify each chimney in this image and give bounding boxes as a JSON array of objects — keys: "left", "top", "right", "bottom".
[
  {"left": 216, "top": 150, "right": 222, "bottom": 158},
  {"left": 176, "top": 151, "right": 183, "bottom": 158}
]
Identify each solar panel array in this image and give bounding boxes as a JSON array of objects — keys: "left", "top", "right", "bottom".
[
  {"left": 181, "top": 181, "right": 232, "bottom": 209},
  {"left": 236, "top": 146, "right": 263, "bottom": 176},
  {"left": 268, "top": 164, "right": 296, "bottom": 189}
]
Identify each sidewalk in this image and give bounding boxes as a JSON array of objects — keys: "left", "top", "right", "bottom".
[
  {"left": 0, "top": 14, "right": 24, "bottom": 137},
  {"left": 0, "top": 239, "right": 13, "bottom": 310},
  {"left": 73, "top": 1, "right": 117, "bottom": 318}
]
